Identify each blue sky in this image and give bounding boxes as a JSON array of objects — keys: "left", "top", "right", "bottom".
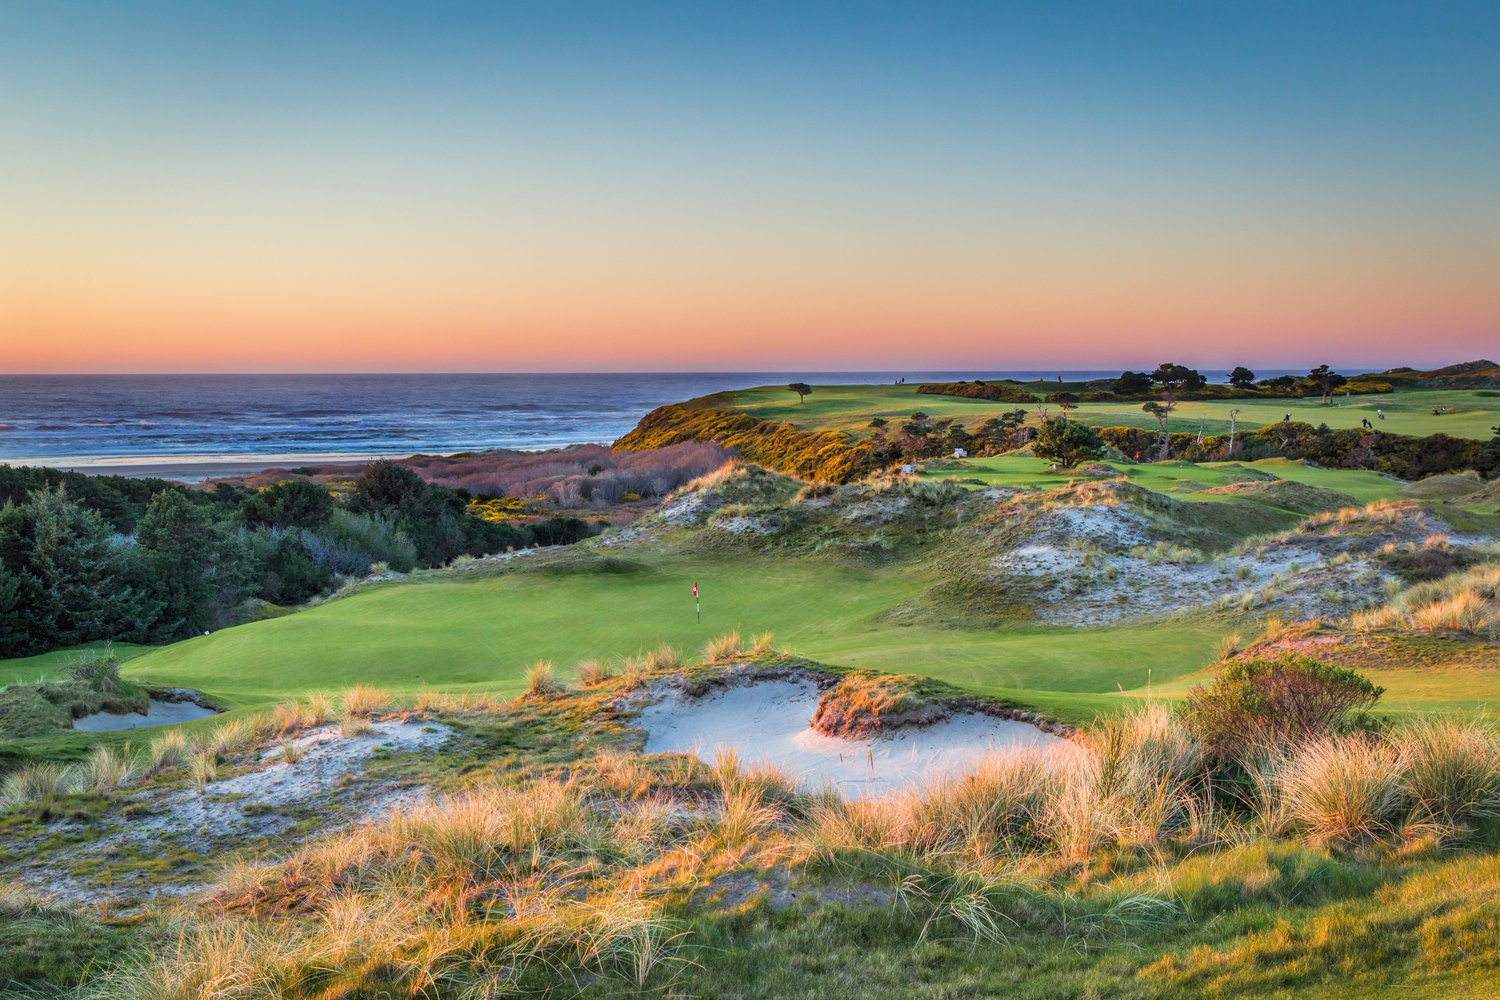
[{"left": 2, "top": 1, "right": 1496, "bottom": 371}]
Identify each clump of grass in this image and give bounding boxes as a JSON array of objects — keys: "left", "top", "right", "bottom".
[
  {"left": 75, "top": 745, "right": 134, "bottom": 793},
  {"left": 1, "top": 763, "right": 71, "bottom": 809},
  {"left": 1049, "top": 703, "right": 1204, "bottom": 854},
  {"left": 794, "top": 481, "right": 835, "bottom": 503},
  {"left": 642, "top": 643, "right": 681, "bottom": 672},
  {"left": 302, "top": 691, "right": 332, "bottom": 726},
  {"left": 577, "top": 659, "right": 612, "bottom": 687},
  {"left": 1215, "top": 632, "right": 1242, "bottom": 661},
  {"left": 704, "top": 780, "right": 783, "bottom": 851},
  {"left": 899, "top": 751, "right": 1057, "bottom": 856},
  {"left": 275, "top": 737, "right": 307, "bottom": 764},
  {"left": 703, "top": 629, "right": 742, "bottom": 662},
  {"left": 207, "top": 716, "right": 263, "bottom": 756},
  {"left": 525, "top": 660, "right": 561, "bottom": 697},
  {"left": 1395, "top": 717, "right": 1500, "bottom": 838},
  {"left": 342, "top": 684, "right": 388, "bottom": 719},
  {"left": 189, "top": 750, "right": 218, "bottom": 788},
  {"left": 677, "top": 460, "right": 741, "bottom": 496},
  {"left": 1131, "top": 541, "right": 1204, "bottom": 565},
  {"left": 149, "top": 728, "right": 196, "bottom": 773},
  {"left": 1350, "top": 563, "right": 1500, "bottom": 637},
  {"left": 272, "top": 701, "right": 304, "bottom": 735},
  {"left": 618, "top": 662, "right": 646, "bottom": 691},
  {"left": 1277, "top": 736, "right": 1405, "bottom": 845},
  {"left": 340, "top": 717, "right": 376, "bottom": 738}
]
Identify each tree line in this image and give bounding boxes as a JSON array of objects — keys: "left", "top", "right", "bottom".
[{"left": 0, "top": 461, "right": 591, "bottom": 658}]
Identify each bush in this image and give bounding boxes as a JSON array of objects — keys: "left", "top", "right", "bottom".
[
  {"left": 1183, "top": 655, "right": 1383, "bottom": 765},
  {"left": 1033, "top": 417, "right": 1104, "bottom": 469},
  {"left": 63, "top": 645, "right": 123, "bottom": 690},
  {"left": 914, "top": 381, "right": 1039, "bottom": 404}
]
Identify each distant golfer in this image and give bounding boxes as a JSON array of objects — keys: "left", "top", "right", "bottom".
[
  {"left": 1284, "top": 413, "right": 1291, "bottom": 422},
  {"left": 1361, "top": 418, "right": 1372, "bottom": 429},
  {"left": 1377, "top": 408, "right": 1385, "bottom": 420}
]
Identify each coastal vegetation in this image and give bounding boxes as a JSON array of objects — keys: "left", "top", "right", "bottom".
[
  {"left": 0, "top": 461, "right": 548, "bottom": 657},
  {"left": 5, "top": 372, "right": 1500, "bottom": 996}
]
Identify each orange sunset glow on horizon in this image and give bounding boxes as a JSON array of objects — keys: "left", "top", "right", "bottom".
[{"left": 2, "top": 3, "right": 1496, "bottom": 373}]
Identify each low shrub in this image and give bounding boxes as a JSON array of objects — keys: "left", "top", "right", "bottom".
[{"left": 1182, "top": 655, "right": 1383, "bottom": 765}]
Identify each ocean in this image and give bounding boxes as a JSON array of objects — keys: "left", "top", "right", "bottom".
[{"left": 0, "top": 370, "right": 1308, "bottom": 477}]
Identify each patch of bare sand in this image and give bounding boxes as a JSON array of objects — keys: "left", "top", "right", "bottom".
[{"left": 635, "top": 678, "right": 1063, "bottom": 800}]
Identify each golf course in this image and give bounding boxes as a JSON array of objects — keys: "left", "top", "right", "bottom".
[
  {"left": 718, "top": 382, "right": 1500, "bottom": 441},
  {"left": 4, "top": 382, "right": 1500, "bottom": 999}
]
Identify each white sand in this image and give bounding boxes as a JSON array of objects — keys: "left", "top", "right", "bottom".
[
  {"left": 636, "top": 678, "right": 1065, "bottom": 800},
  {"left": 74, "top": 699, "right": 218, "bottom": 731}
]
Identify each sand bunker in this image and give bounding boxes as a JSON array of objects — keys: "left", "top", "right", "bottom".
[
  {"left": 74, "top": 698, "right": 218, "bottom": 731},
  {"left": 636, "top": 678, "right": 1064, "bottom": 799}
]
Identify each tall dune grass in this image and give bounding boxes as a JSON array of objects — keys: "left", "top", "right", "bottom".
[{"left": 1352, "top": 562, "right": 1500, "bottom": 636}]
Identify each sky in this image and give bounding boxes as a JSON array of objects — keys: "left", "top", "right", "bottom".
[{"left": 1, "top": 1, "right": 1497, "bottom": 373}]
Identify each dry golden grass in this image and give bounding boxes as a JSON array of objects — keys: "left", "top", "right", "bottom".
[
  {"left": 577, "top": 659, "right": 613, "bottom": 687},
  {"left": 341, "top": 684, "right": 389, "bottom": 719},
  {"left": 148, "top": 729, "right": 196, "bottom": 773},
  {"left": 1395, "top": 717, "right": 1500, "bottom": 836},
  {"left": 642, "top": 643, "right": 682, "bottom": 672},
  {"left": 1351, "top": 562, "right": 1500, "bottom": 636},
  {"left": 0, "top": 763, "right": 71, "bottom": 809},
  {"left": 1277, "top": 736, "right": 1404, "bottom": 845},
  {"left": 206, "top": 716, "right": 264, "bottom": 756},
  {"left": 339, "top": 717, "right": 376, "bottom": 738},
  {"left": 525, "top": 659, "right": 561, "bottom": 697},
  {"left": 703, "top": 629, "right": 743, "bottom": 662},
  {"left": 189, "top": 750, "right": 218, "bottom": 788},
  {"left": 75, "top": 745, "right": 134, "bottom": 794},
  {"left": 675, "top": 460, "right": 742, "bottom": 497}
]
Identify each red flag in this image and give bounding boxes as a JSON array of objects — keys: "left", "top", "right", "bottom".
[{"left": 692, "top": 582, "right": 698, "bottom": 598}]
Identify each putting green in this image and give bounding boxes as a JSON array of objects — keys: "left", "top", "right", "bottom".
[{"left": 107, "top": 555, "right": 1223, "bottom": 724}]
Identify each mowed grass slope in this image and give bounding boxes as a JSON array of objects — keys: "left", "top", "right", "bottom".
[
  {"left": 110, "top": 553, "right": 1219, "bottom": 723},
  {"left": 725, "top": 383, "right": 1500, "bottom": 440}
]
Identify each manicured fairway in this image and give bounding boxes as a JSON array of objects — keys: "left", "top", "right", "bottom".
[
  {"left": 723, "top": 384, "right": 1500, "bottom": 440},
  {"left": 108, "top": 555, "right": 1224, "bottom": 723}
]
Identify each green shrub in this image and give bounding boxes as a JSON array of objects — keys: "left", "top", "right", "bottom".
[
  {"left": 1033, "top": 417, "right": 1104, "bottom": 469},
  {"left": 1182, "top": 655, "right": 1383, "bottom": 765}
]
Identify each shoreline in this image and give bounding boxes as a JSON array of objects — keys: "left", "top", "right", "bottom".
[{"left": 0, "top": 450, "right": 548, "bottom": 484}]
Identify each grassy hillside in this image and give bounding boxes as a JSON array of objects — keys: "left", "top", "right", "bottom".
[
  {"left": 8, "top": 461, "right": 1487, "bottom": 731},
  {"left": 723, "top": 383, "right": 1500, "bottom": 440}
]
